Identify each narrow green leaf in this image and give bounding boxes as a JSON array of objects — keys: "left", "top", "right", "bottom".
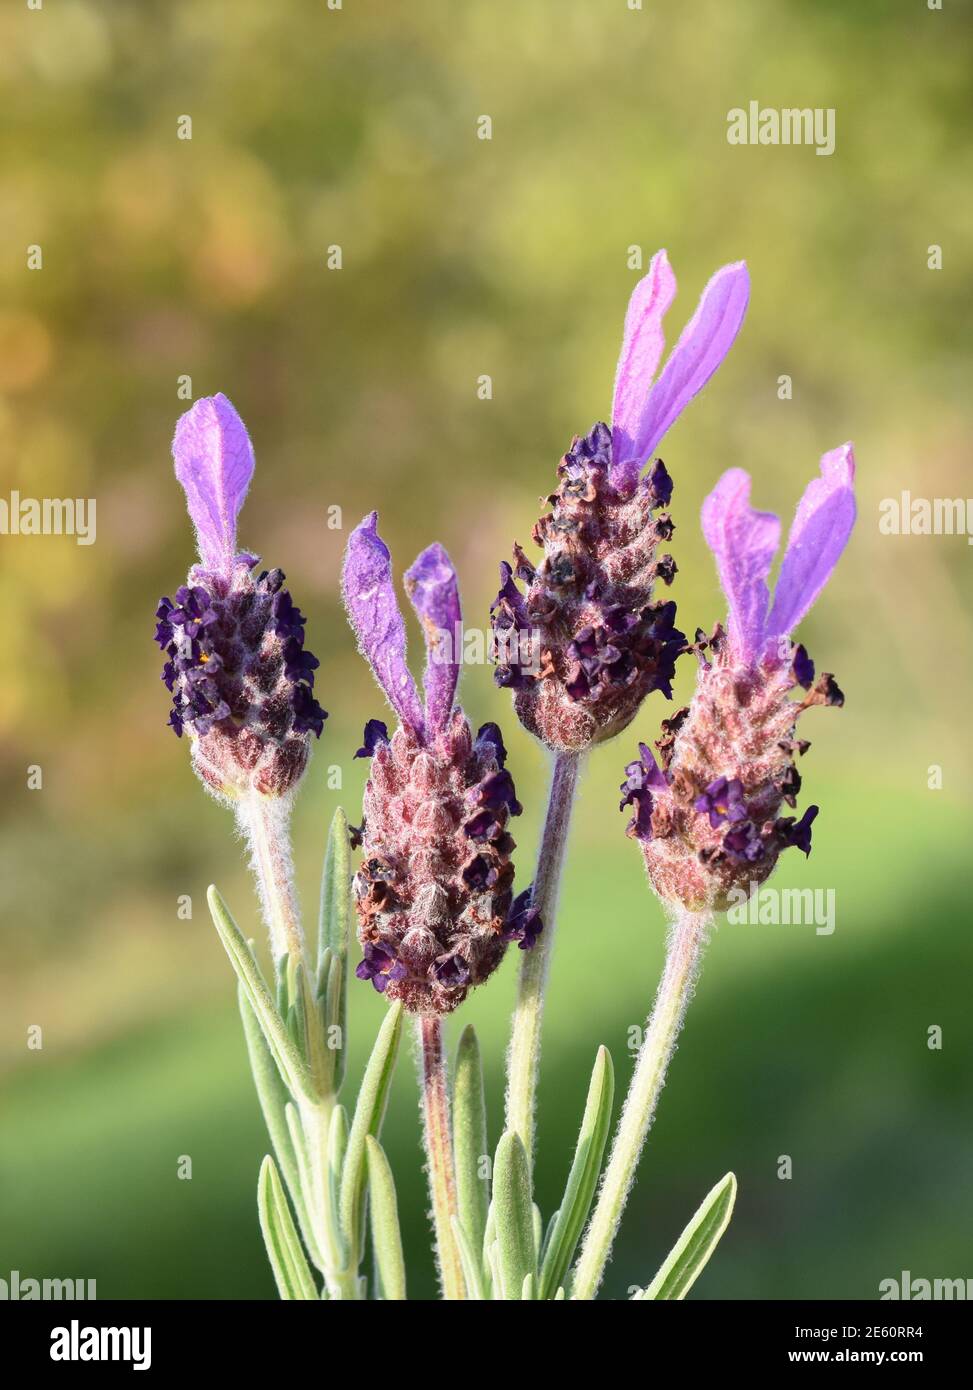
[
  {"left": 540, "top": 1044, "right": 614, "bottom": 1300},
  {"left": 319, "top": 948, "right": 347, "bottom": 1096},
  {"left": 522, "top": 1271, "right": 536, "bottom": 1300},
  {"left": 637, "top": 1172, "right": 738, "bottom": 1301},
  {"left": 338, "top": 1002, "right": 403, "bottom": 1258},
  {"left": 257, "top": 1156, "right": 318, "bottom": 1301},
  {"left": 452, "top": 1025, "right": 490, "bottom": 1273},
  {"left": 492, "top": 1130, "right": 536, "bottom": 1300},
  {"left": 365, "top": 1135, "right": 406, "bottom": 1300},
  {"left": 319, "top": 811, "right": 350, "bottom": 1067},
  {"left": 451, "top": 1216, "right": 486, "bottom": 1301},
  {"left": 207, "top": 886, "right": 315, "bottom": 1103},
  {"left": 239, "top": 987, "right": 324, "bottom": 1269}
]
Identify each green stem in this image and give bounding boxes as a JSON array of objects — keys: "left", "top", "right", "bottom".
[
  {"left": 504, "top": 750, "right": 583, "bottom": 1156},
  {"left": 417, "top": 1016, "right": 466, "bottom": 1300},
  {"left": 572, "top": 908, "right": 711, "bottom": 1300}
]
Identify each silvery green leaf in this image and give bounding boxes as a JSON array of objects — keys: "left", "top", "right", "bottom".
[
  {"left": 338, "top": 1003, "right": 403, "bottom": 1260},
  {"left": 317, "top": 947, "right": 344, "bottom": 1096},
  {"left": 492, "top": 1130, "right": 536, "bottom": 1300},
  {"left": 532, "top": 1203, "right": 543, "bottom": 1261},
  {"left": 451, "top": 1216, "right": 486, "bottom": 1301},
  {"left": 365, "top": 1135, "right": 406, "bottom": 1300},
  {"left": 452, "top": 1025, "right": 490, "bottom": 1273},
  {"left": 318, "top": 809, "right": 350, "bottom": 1078},
  {"left": 636, "top": 1172, "right": 737, "bottom": 1300},
  {"left": 540, "top": 1044, "right": 614, "bottom": 1300},
  {"left": 239, "top": 987, "right": 324, "bottom": 1270},
  {"left": 522, "top": 1271, "right": 536, "bottom": 1300},
  {"left": 553, "top": 1286, "right": 565, "bottom": 1301},
  {"left": 207, "top": 886, "right": 315, "bottom": 1103},
  {"left": 257, "top": 1156, "right": 318, "bottom": 1301}
]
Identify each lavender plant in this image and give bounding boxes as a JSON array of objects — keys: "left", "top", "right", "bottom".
[{"left": 157, "top": 250, "right": 855, "bottom": 1300}]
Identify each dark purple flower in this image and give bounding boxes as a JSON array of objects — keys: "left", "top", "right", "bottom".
[
  {"left": 620, "top": 742, "right": 669, "bottom": 841},
  {"left": 792, "top": 643, "right": 815, "bottom": 690},
  {"left": 694, "top": 776, "right": 748, "bottom": 828},
  {"left": 777, "top": 804, "right": 819, "bottom": 857},
  {"left": 355, "top": 719, "right": 390, "bottom": 759},
  {"left": 502, "top": 888, "right": 543, "bottom": 951},
  {"left": 355, "top": 943, "right": 409, "bottom": 994}
]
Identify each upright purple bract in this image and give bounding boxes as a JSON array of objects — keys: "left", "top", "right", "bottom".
[{"left": 172, "top": 394, "right": 255, "bottom": 577}]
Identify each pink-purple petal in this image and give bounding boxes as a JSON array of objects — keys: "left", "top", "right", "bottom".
[
  {"left": 701, "top": 468, "right": 781, "bottom": 663},
  {"left": 765, "top": 443, "right": 857, "bottom": 644},
  {"left": 637, "top": 261, "right": 750, "bottom": 463},
  {"left": 342, "top": 513, "right": 425, "bottom": 734},
  {"left": 404, "top": 542, "right": 462, "bottom": 737},
  {"left": 610, "top": 249, "right": 677, "bottom": 479},
  {"left": 172, "top": 394, "right": 255, "bottom": 575}
]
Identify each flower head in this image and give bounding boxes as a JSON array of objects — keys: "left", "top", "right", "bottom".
[
  {"left": 491, "top": 251, "right": 749, "bottom": 752},
  {"left": 626, "top": 445, "right": 855, "bottom": 912},
  {"left": 155, "top": 395, "right": 327, "bottom": 800},
  {"left": 342, "top": 513, "right": 535, "bottom": 1015}
]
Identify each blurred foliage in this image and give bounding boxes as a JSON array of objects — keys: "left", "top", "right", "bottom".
[{"left": 1, "top": 0, "right": 971, "bottom": 1300}]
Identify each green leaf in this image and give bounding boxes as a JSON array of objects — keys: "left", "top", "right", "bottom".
[
  {"left": 636, "top": 1172, "right": 738, "bottom": 1301},
  {"left": 492, "top": 1130, "right": 536, "bottom": 1300},
  {"left": 451, "top": 1216, "right": 486, "bottom": 1301},
  {"left": 452, "top": 1026, "right": 490, "bottom": 1274},
  {"left": 257, "top": 1156, "right": 319, "bottom": 1300},
  {"left": 365, "top": 1135, "right": 406, "bottom": 1300},
  {"left": 207, "top": 886, "right": 315, "bottom": 1103},
  {"left": 318, "top": 809, "right": 350, "bottom": 1080},
  {"left": 239, "top": 987, "right": 324, "bottom": 1270},
  {"left": 338, "top": 1002, "right": 403, "bottom": 1260},
  {"left": 539, "top": 1044, "right": 614, "bottom": 1300}
]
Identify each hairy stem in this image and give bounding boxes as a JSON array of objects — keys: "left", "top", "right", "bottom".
[
  {"left": 417, "top": 1017, "right": 465, "bottom": 1300},
  {"left": 572, "top": 908, "right": 711, "bottom": 1300},
  {"left": 505, "top": 750, "right": 583, "bottom": 1157},
  {"left": 239, "top": 792, "right": 306, "bottom": 973}
]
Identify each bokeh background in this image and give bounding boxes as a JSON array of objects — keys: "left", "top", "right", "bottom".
[{"left": 1, "top": 0, "right": 971, "bottom": 1301}]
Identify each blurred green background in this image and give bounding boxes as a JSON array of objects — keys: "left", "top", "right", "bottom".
[{"left": 1, "top": 0, "right": 971, "bottom": 1301}]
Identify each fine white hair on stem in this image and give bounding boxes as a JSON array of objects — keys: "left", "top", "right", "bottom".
[
  {"left": 571, "top": 907, "right": 713, "bottom": 1300},
  {"left": 236, "top": 791, "right": 305, "bottom": 967}
]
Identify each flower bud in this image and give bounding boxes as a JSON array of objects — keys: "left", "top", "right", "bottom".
[
  {"left": 624, "top": 446, "right": 855, "bottom": 913},
  {"left": 155, "top": 396, "right": 326, "bottom": 802},
  {"left": 491, "top": 251, "right": 749, "bottom": 753},
  {"left": 343, "top": 514, "right": 536, "bottom": 1014}
]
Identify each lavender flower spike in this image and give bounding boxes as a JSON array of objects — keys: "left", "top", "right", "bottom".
[
  {"left": 155, "top": 395, "right": 327, "bottom": 801},
  {"left": 342, "top": 514, "right": 534, "bottom": 1015},
  {"left": 624, "top": 444, "right": 856, "bottom": 913},
  {"left": 491, "top": 252, "right": 748, "bottom": 753}
]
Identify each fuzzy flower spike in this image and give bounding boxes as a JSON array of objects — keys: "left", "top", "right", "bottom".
[
  {"left": 491, "top": 251, "right": 750, "bottom": 752},
  {"left": 623, "top": 444, "right": 856, "bottom": 911},
  {"left": 155, "top": 395, "right": 327, "bottom": 802},
  {"left": 343, "top": 513, "right": 535, "bottom": 1015}
]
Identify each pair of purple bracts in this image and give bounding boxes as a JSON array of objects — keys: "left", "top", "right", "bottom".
[{"left": 157, "top": 250, "right": 856, "bottom": 1012}]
